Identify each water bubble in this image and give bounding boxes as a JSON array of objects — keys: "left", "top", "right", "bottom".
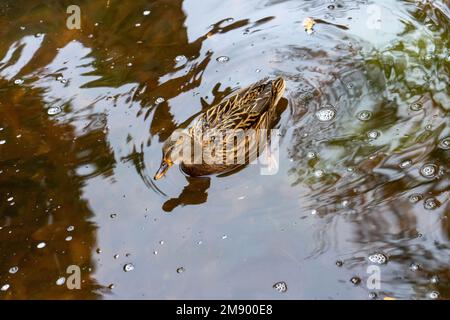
[
  {"left": 110, "top": 213, "right": 117, "bottom": 218},
  {"left": 438, "top": 137, "right": 450, "bottom": 150},
  {"left": 341, "top": 200, "right": 350, "bottom": 208},
  {"left": 273, "top": 281, "right": 287, "bottom": 293},
  {"left": 127, "top": 62, "right": 133, "bottom": 67},
  {"left": 159, "top": 240, "right": 164, "bottom": 245},
  {"left": 408, "top": 193, "right": 422, "bottom": 203},
  {"left": 7, "top": 197, "right": 13, "bottom": 202},
  {"left": 429, "top": 291, "right": 439, "bottom": 299},
  {"left": 221, "top": 235, "right": 228, "bottom": 240},
  {"left": 155, "top": 97, "right": 165, "bottom": 104},
  {"left": 400, "top": 160, "right": 413, "bottom": 169},
  {"left": 56, "top": 277, "right": 66, "bottom": 286},
  {"left": 9, "top": 266, "right": 19, "bottom": 274},
  {"left": 306, "top": 151, "right": 317, "bottom": 159},
  {"left": 350, "top": 276, "right": 361, "bottom": 285},
  {"left": 226, "top": 18, "right": 234, "bottom": 23},
  {"left": 357, "top": 110, "right": 372, "bottom": 121},
  {"left": 123, "top": 263, "right": 135, "bottom": 272},
  {"left": 47, "top": 106, "right": 62, "bottom": 115},
  {"left": 255, "top": 69, "right": 261, "bottom": 73},
  {"left": 175, "top": 55, "right": 186, "bottom": 63},
  {"left": 1, "top": 284, "right": 10, "bottom": 292},
  {"left": 67, "top": 226, "right": 74, "bottom": 232},
  {"left": 176, "top": 267, "right": 185, "bottom": 274},
  {"left": 430, "top": 275, "right": 439, "bottom": 284},
  {"left": 314, "top": 169, "right": 325, "bottom": 178},
  {"left": 135, "top": 23, "right": 141, "bottom": 27},
  {"left": 108, "top": 283, "right": 115, "bottom": 289},
  {"left": 311, "top": 209, "right": 318, "bottom": 215},
  {"left": 96, "top": 248, "right": 102, "bottom": 254},
  {"left": 368, "top": 253, "right": 387, "bottom": 265},
  {"left": 335, "top": 260, "right": 343, "bottom": 267},
  {"left": 143, "top": 10, "right": 151, "bottom": 16},
  {"left": 65, "top": 236, "right": 72, "bottom": 241},
  {"left": 153, "top": 251, "right": 158, "bottom": 255},
  {"left": 14, "top": 79, "right": 24, "bottom": 85},
  {"left": 216, "top": 56, "right": 230, "bottom": 63},
  {"left": 37, "top": 242, "right": 46, "bottom": 249},
  {"left": 410, "top": 263, "right": 420, "bottom": 271},
  {"left": 56, "top": 76, "right": 67, "bottom": 84},
  {"left": 410, "top": 102, "right": 423, "bottom": 111},
  {"left": 315, "top": 106, "right": 336, "bottom": 122},
  {"left": 368, "top": 292, "right": 377, "bottom": 299},
  {"left": 420, "top": 164, "right": 438, "bottom": 178},
  {"left": 0, "top": 140, "right": 5, "bottom": 145},
  {"left": 367, "top": 130, "right": 380, "bottom": 140},
  {"left": 424, "top": 198, "right": 439, "bottom": 210},
  {"left": 113, "top": 254, "right": 119, "bottom": 259}
]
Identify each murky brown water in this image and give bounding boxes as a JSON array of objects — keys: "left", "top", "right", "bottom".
[{"left": 0, "top": 0, "right": 449, "bottom": 299}]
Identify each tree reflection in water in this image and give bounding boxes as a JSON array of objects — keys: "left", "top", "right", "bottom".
[{"left": 0, "top": 0, "right": 448, "bottom": 299}]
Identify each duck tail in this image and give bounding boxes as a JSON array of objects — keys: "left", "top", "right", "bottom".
[{"left": 272, "top": 77, "right": 286, "bottom": 105}]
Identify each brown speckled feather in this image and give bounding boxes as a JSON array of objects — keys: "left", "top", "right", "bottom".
[
  {"left": 180, "top": 77, "right": 286, "bottom": 177},
  {"left": 190, "top": 77, "right": 282, "bottom": 138}
]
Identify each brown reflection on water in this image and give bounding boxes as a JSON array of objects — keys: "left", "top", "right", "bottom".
[
  {"left": 0, "top": 78, "right": 107, "bottom": 298},
  {"left": 0, "top": 0, "right": 449, "bottom": 299}
]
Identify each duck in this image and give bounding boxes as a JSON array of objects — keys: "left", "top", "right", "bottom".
[{"left": 154, "top": 77, "right": 286, "bottom": 180}]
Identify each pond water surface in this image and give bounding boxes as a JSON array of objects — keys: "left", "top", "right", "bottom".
[{"left": 0, "top": 0, "right": 449, "bottom": 299}]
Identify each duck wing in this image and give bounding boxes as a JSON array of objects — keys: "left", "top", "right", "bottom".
[{"left": 195, "top": 78, "right": 277, "bottom": 134}]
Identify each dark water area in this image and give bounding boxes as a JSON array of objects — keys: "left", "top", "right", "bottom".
[{"left": 0, "top": 0, "right": 449, "bottom": 299}]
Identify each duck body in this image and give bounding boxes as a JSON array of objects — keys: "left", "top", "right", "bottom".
[{"left": 154, "top": 77, "right": 286, "bottom": 179}]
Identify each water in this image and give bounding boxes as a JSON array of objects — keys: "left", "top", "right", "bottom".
[{"left": 0, "top": 0, "right": 449, "bottom": 300}]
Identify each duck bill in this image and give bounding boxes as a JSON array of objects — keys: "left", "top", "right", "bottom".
[{"left": 154, "top": 161, "right": 170, "bottom": 180}]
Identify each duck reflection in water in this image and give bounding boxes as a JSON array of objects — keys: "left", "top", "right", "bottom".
[{"left": 162, "top": 176, "right": 211, "bottom": 212}]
